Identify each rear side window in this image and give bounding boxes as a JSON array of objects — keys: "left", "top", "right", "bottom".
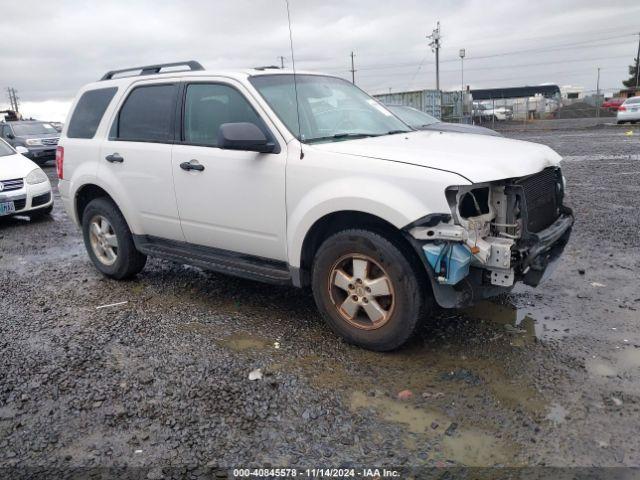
[
  {"left": 67, "top": 87, "right": 117, "bottom": 139},
  {"left": 115, "top": 84, "right": 177, "bottom": 142}
]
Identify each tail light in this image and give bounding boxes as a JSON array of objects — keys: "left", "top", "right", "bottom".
[
  {"left": 55, "top": 146, "right": 64, "bottom": 179},
  {"left": 618, "top": 105, "right": 627, "bottom": 112}
]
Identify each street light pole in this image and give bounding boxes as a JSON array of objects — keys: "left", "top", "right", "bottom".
[{"left": 459, "top": 48, "right": 465, "bottom": 94}]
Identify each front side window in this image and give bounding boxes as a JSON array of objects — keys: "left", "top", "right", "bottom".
[
  {"left": 183, "top": 83, "right": 264, "bottom": 146},
  {"left": 115, "top": 84, "right": 177, "bottom": 142},
  {"left": 1, "top": 125, "right": 12, "bottom": 138},
  {"left": 67, "top": 87, "right": 117, "bottom": 139},
  {"left": 0, "top": 138, "right": 14, "bottom": 157},
  {"left": 249, "top": 74, "right": 411, "bottom": 144}
]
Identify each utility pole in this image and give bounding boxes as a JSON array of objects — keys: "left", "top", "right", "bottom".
[
  {"left": 596, "top": 67, "right": 601, "bottom": 118},
  {"left": 350, "top": 51, "right": 356, "bottom": 84},
  {"left": 278, "top": 56, "right": 285, "bottom": 69},
  {"left": 635, "top": 32, "right": 640, "bottom": 90},
  {"left": 427, "top": 22, "right": 442, "bottom": 92},
  {"left": 459, "top": 49, "right": 466, "bottom": 122}
]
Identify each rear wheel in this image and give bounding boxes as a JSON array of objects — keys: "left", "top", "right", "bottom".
[
  {"left": 82, "top": 197, "right": 146, "bottom": 279},
  {"left": 311, "top": 229, "right": 429, "bottom": 351}
]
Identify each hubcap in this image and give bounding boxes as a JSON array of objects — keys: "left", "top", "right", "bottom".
[
  {"left": 328, "top": 254, "right": 395, "bottom": 330},
  {"left": 88, "top": 215, "right": 118, "bottom": 266}
]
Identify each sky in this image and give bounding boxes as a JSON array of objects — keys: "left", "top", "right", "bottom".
[{"left": 1, "top": 0, "right": 639, "bottom": 121}]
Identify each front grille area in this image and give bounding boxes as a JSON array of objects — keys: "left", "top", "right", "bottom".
[
  {"left": 517, "top": 168, "right": 562, "bottom": 233},
  {"left": 41, "top": 138, "right": 59, "bottom": 146},
  {"left": 31, "top": 192, "right": 51, "bottom": 207},
  {"left": 13, "top": 198, "right": 26, "bottom": 211},
  {"left": 0, "top": 178, "right": 24, "bottom": 192}
]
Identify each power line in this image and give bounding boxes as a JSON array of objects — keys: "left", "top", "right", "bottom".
[
  {"left": 317, "top": 34, "right": 637, "bottom": 74},
  {"left": 355, "top": 54, "right": 632, "bottom": 80}
]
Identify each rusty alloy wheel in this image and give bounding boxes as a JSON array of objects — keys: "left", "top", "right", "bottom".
[
  {"left": 327, "top": 253, "right": 395, "bottom": 330},
  {"left": 88, "top": 214, "right": 119, "bottom": 266}
]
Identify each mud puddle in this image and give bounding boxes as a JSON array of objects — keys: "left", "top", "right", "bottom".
[
  {"left": 462, "top": 298, "right": 571, "bottom": 342},
  {"left": 177, "top": 324, "right": 276, "bottom": 353},
  {"left": 349, "top": 391, "right": 515, "bottom": 465}
]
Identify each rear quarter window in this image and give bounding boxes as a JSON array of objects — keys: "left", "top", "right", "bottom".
[{"left": 67, "top": 87, "right": 118, "bottom": 139}]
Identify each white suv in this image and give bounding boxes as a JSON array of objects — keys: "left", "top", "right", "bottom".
[{"left": 58, "top": 61, "right": 573, "bottom": 351}]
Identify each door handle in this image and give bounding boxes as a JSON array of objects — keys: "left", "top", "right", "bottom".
[
  {"left": 180, "top": 160, "right": 205, "bottom": 172},
  {"left": 105, "top": 153, "right": 124, "bottom": 163}
]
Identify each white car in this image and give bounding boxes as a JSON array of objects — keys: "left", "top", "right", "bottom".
[
  {"left": 473, "top": 103, "right": 513, "bottom": 121},
  {"left": 616, "top": 96, "right": 640, "bottom": 124},
  {"left": 58, "top": 62, "right": 573, "bottom": 351},
  {"left": 0, "top": 139, "right": 53, "bottom": 219}
]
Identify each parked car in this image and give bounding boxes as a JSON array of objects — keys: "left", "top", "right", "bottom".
[
  {"left": 473, "top": 103, "right": 513, "bottom": 122},
  {"left": 386, "top": 105, "right": 501, "bottom": 136},
  {"left": 0, "top": 139, "right": 53, "bottom": 219},
  {"left": 0, "top": 121, "right": 60, "bottom": 165},
  {"left": 602, "top": 97, "right": 625, "bottom": 111},
  {"left": 616, "top": 96, "right": 640, "bottom": 124},
  {"left": 58, "top": 61, "right": 573, "bottom": 351}
]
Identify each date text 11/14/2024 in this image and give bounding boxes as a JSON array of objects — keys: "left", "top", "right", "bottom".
[{"left": 232, "top": 468, "right": 401, "bottom": 478}]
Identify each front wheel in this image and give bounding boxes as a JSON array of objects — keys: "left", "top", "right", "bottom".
[
  {"left": 82, "top": 197, "right": 147, "bottom": 279},
  {"left": 311, "top": 229, "right": 429, "bottom": 351}
]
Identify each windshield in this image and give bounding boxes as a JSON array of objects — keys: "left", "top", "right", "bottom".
[
  {"left": 249, "top": 74, "right": 411, "bottom": 143},
  {"left": 0, "top": 138, "right": 15, "bottom": 157},
  {"left": 624, "top": 97, "right": 640, "bottom": 105},
  {"left": 387, "top": 105, "right": 439, "bottom": 127},
  {"left": 11, "top": 122, "right": 58, "bottom": 136}
]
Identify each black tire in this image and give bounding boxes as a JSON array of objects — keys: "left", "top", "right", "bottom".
[
  {"left": 82, "top": 197, "right": 147, "bottom": 279},
  {"left": 29, "top": 203, "right": 53, "bottom": 219},
  {"left": 311, "top": 229, "right": 430, "bottom": 351}
]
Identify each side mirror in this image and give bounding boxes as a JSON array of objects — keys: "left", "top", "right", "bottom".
[
  {"left": 217, "top": 122, "right": 275, "bottom": 153},
  {"left": 6, "top": 134, "right": 15, "bottom": 140},
  {"left": 15, "top": 146, "right": 28, "bottom": 155}
]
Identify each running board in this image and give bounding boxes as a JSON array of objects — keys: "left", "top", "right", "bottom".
[{"left": 133, "top": 235, "right": 292, "bottom": 285}]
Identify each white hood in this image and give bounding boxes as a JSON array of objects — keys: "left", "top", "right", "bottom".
[
  {"left": 0, "top": 153, "right": 41, "bottom": 180},
  {"left": 312, "top": 130, "right": 562, "bottom": 183}
]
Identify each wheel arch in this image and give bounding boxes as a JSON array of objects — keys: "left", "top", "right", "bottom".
[
  {"left": 295, "top": 210, "right": 428, "bottom": 288},
  {"left": 74, "top": 182, "right": 134, "bottom": 231}
]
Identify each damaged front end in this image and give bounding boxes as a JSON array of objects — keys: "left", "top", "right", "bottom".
[{"left": 405, "top": 167, "right": 574, "bottom": 308}]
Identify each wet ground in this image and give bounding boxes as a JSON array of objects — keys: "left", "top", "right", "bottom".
[{"left": 1, "top": 120, "right": 639, "bottom": 472}]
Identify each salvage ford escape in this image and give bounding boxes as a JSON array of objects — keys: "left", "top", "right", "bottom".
[{"left": 58, "top": 61, "right": 573, "bottom": 351}]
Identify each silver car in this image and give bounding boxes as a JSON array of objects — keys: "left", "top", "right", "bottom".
[
  {"left": 387, "top": 105, "right": 501, "bottom": 136},
  {"left": 616, "top": 96, "right": 640, "bottom": 124}
]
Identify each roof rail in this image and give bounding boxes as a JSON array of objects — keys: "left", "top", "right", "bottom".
[{"left": 100, "top": 61, "right": 205, "bottom": 81}]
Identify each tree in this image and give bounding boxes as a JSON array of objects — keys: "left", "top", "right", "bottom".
[{"left": 622, "top": 57, "right": 639, "bottom": 88}]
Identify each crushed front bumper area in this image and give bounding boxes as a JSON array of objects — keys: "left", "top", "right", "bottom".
[
  {"left": 519, "top": 211, "right": 573, "bottom": 287},
  {"left": 404, "top": 210, "right": 574, "bottom": 309}
]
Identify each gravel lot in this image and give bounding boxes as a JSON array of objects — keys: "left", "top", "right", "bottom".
[{"left": 1, "top": 121, "right": 639, "bottom": 474}]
